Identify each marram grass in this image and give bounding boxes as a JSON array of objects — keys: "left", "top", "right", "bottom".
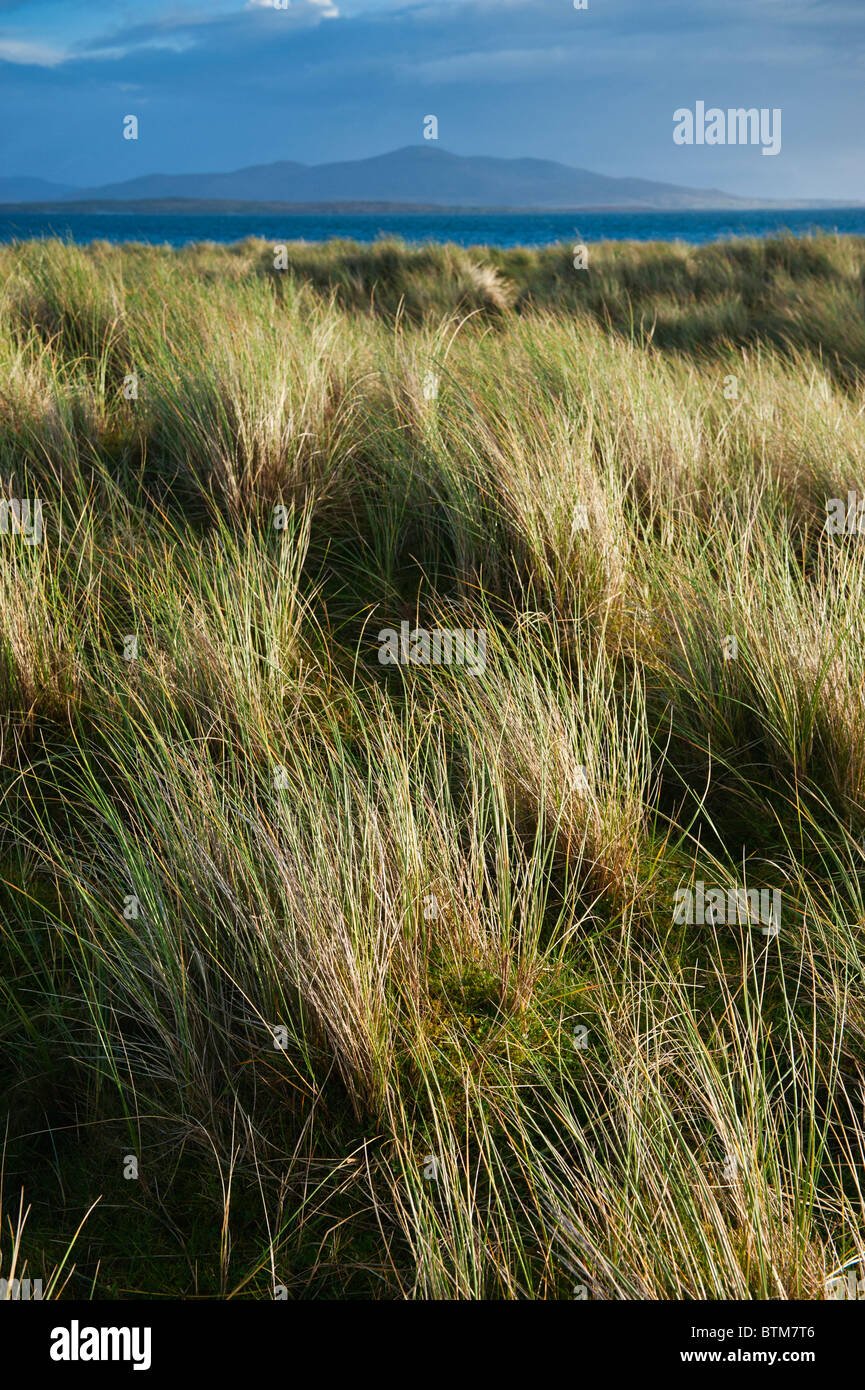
[{"left": 0, "top": 233, "right": 864, "bottom": 1299}]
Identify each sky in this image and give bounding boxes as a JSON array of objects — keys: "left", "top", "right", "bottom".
[{"left": 0, "top": 0, "right": 862, "bottom": 199}]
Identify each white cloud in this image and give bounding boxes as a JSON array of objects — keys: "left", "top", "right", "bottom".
[
  {"left": 0, "top": 38, "right": 67, "bottom": 67},
  {"left": 85, "top": 36, "right": 198, "bottom": 61},
  {"left": 0, "top": 0, "right": 341, "bottom": 71},
  {"left": 247, "top": 0, "right": 339, "bottom": 12}
]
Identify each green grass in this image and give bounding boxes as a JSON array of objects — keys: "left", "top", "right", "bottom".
[{"left": 1, "top": 231, "right": 865, "bottom": 1299}]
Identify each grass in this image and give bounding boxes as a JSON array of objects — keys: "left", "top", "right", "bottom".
[{"left": 0, "top": 230, "right": 865, "bottom": 1299}]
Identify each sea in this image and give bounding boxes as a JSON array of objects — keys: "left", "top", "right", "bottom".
[{"left": 0, "top": 206, "right": 863, "bottom": 248}]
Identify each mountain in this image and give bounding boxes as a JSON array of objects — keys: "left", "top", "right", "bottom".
[
  {"left": 3, "top": 147, "right": 770, "bottom": 210},
  {"left": 0, "top": 176, "right": 77, "bottom": 202},
  {"left": 68, "top": 161, "right": 309, "bottom": 204}
]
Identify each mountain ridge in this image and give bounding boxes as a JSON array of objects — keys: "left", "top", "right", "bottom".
[{"left": 1, "top": 146, "right": 844, "bottom": 211}]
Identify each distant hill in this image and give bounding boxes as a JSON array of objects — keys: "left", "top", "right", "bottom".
[
  {"left": 0, "top": 147, "right": 817, "bottom": 211},
  {"left": 0, "top": 176, "right": 77, "bottom": 202}
]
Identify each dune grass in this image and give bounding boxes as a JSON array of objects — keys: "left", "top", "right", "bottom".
[{"left": 1, "top": 231, "right": 865, "bottom": 1298}]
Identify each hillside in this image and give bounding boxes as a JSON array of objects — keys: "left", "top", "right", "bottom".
[{"left": 1, "top": 233, "right": 865, "bottom": 1300}]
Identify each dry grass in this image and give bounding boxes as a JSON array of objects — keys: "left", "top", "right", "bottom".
[{"left": 0, "top": 233, "right": 864, "bottom": 1299}]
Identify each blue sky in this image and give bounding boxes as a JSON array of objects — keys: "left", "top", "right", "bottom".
[{"left": 0, "top": 0, "right": 862, "bottom": 198}]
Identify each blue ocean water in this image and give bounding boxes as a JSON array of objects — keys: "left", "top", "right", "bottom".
[{"left": 0, "top": 206, "right": 863, "bottom": 248}]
